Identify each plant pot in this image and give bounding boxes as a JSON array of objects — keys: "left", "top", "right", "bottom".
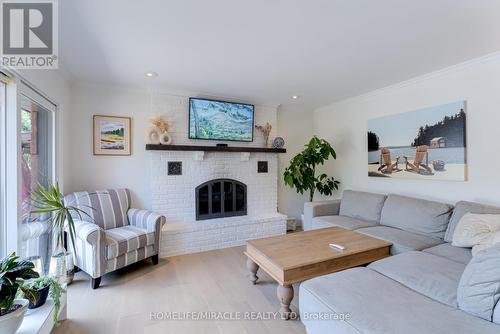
[
  {"left": 0, "top": 299, "right": 29, "bottom": 334},
  {"left": 65, "top": 252, "right": 75, "bottom": 285},
  {"left": 49, "top": 235, "right": 67, "bottom": 285},
  {"left": 28, "top": 285, "right": 50, "bottom": 309}
]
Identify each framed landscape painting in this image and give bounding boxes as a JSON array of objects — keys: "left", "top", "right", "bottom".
[
  {"left": 367, "top": 101, "right": 467, "bottom": 181},
  {"left": 93, "top": 115, "right": 131, "bottom": 156}
]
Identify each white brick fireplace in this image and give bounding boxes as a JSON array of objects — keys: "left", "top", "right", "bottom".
[{"left": 150, "top": 150, "right": 287, "bottom": 256}]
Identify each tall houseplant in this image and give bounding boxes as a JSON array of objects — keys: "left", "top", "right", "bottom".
[
  {"left": 283, "top": 136, "right": 340, "bottom": 202},
  {"left": 28, "top": 182, "right": 89, "bottom": 282},
  {"left": 0, "top": 253, "right": 39, "bottom": 334}
]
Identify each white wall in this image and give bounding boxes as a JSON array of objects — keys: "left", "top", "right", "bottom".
[
  {"left": 22, "top": 49, "right": 500, "bottom": 216},
  {"left": 18, "top": 75, "right": 314, "bottom": 219},
  {"left": 313, "top": 52, "right": 500, "bottom": 206},
  {"left": 277, "top": 106, "right": 314, "bottom": 223},
  {"left": 67, "top": 83, "right": 279, "bottom": 209}
]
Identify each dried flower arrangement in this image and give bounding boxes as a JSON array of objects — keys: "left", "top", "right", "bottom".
[
  {"left": 146, "top": 114, "right": 172, "bottom": 145},
  {"left": 149, "top": 114, "right": 170, "bottom": 133},
  {"left": 255, "top": 122, "right": 272, "bottom": 147}
]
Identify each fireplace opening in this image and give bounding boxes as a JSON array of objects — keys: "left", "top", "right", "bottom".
[{"left": 196, "top": 179, "right": 247, "bottom": 220}]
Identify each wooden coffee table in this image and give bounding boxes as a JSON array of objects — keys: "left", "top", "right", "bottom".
[{"left": 244, "top": 227, "right": 392, "bottom": 319}]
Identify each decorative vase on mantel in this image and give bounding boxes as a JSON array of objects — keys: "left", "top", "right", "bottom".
[
  {"left": 146, "top": 126, "right": 172, "bottom": 145},
  {"left": 146, "top": 115, "right": 172, "bottom": 145},
  {"left": 264, "top": 134, "right": 270, "bottom": 147},
  {"left": 255, "top": 122, "right": 272, "bottom": 148}
]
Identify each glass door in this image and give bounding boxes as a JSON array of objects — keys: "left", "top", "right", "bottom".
[
  {"left": 0, "top": 77, "right": 6, "bottom": 258},
  {"left": 20, "top": 95, "right": 54, "bottom": 210},
  {"left": 0, "top": 72, "right": 57, "bottom": 268},
  {"left": 19, "top": 86, "right": 56, "bottom": 271}
]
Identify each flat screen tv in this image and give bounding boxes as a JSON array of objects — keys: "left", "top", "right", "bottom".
[{"left": 189, "top": 97, "right": 254, "bottom": 142}]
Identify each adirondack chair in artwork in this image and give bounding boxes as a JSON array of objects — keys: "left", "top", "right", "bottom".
[
  {"left": 378, "top": 148, "right": 401, "bottom": 174},
  {"left": 405, "top": 145, "right": 433, "bottom": 175}
]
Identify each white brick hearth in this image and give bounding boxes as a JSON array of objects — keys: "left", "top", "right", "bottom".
[
  {"left": 150, "top": 150, "right": 286, "bottom": 256},
  {"left": 161, "top": 215, "right": 285, "bottom": 256}
]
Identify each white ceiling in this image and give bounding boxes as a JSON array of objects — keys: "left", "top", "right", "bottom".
[{"left": 60, "top": 0, "right": 500, "bottom": 110}]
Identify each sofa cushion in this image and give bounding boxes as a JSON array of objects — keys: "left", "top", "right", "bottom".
[
  {"left": 106, "top": 245, "right": 155, "bottom": 273},
  {"left": 106, "top": 225, "right": 155, "bottom": 259},
  {"left": 494, "top": 300, "right": 500, "bottom": 324},
  {"left": 65, "top": 188, "right": 131, "bottom": 230},
  {"left": 357, "top": 226, "right": 443, "bottom": 254},
  {"left": 339, "top": 190, "right": 386, "bottom": 223},
  {"left": 458, "top": 243, "right": 500, "bottom": 321},
  {"left": 299, "top": 285, "right": 360, "bottom": 334},
  {"left": 311, "top": 215, "right": 377, "bottom": 230},
  {"left": 445, "top": 201, "right": 500, "bottom": 242},
  {"left": 423, "top": 243, "right": 472, "bottom": 264},
  {"left": 369, "top": 251, "right": 465, "bottom": 307},
  {"left": 303, "top": 200, "right": 341, "bottom": 231},
  {"left": 380, "top": 194, "right": 452, "bottom": 239},
  {"left": 299, "top": 267, "right": 500, "bottom": 334},
  {"left": 451, "top": 213, "right": 500, "bottom": 248}
]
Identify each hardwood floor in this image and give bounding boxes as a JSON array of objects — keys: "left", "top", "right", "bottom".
[{"left": 54, "top": 246, "right": 306, "bottom": 334}]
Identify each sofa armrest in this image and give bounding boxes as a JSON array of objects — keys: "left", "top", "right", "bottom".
[
  {"left": 128, "top": 209, "right": 165, "bottom": 253},
  {"left": 127, "top": 208, "right": 165, "bottom": 233},
  {"left": 68, "top": 220, "right": 106, "bottom": 278},
  {"left": 72, "top": 220, "right": 104, "bottom": 245},
  {"left": 303, "top": 200, "right": 341, "bottom": 231}
]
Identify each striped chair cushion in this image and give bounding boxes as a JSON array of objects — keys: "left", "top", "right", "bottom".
[
  {"left": 105, "top": 225, "right": 155, "bottom": 260},
  {"left": 65, "top": 189, "right": 131, "bottom": 230},
  {"left": 106, "top": 245, "right": 156, "bottom": 273}
]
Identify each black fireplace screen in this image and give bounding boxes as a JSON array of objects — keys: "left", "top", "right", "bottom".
[{"left": 196, "top": 179, "right": 247, "bottom": 220}]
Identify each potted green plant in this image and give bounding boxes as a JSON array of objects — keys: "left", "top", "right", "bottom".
[
  {"left": 26, "top": 282, "right": 50, "bottom": 310},
  {"left": 283, "top": 136, "right": 340, "bottom": 202},
  {"left": 0, "top": 253, "right": 39, "bottom": 334},
  {"left": 18, "top": 277, "right": 66, "bottom": 326},
  {"left": 28, "top": 182, "right": 89, "bottom": 283}
]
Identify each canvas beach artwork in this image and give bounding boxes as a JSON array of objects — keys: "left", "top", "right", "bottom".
[
  {"left": 93, "top": 115, "right": 131, "bottom": 156},
  {"left": 368, "top": 101, "right": 467, "bottom": 181}
]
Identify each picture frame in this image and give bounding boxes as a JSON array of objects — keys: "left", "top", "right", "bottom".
[
  {"left": 367, "top": 101, "right": 467, "bottom": 181},
  {"left": 93, "top": 115, "right": 132, "bottom": 156}
]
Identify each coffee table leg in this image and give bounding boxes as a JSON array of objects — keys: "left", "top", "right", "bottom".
[
  {"left": 246, "top": 258, "right": 259, "bottom": 284},
  {"left": 277, "top": 285, "right": 294, "bottom": 320}
]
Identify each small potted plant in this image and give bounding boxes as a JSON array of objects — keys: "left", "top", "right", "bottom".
[
  {"left": 0, "top": 253, "right": 39, "bottom": 334},
  {"left": 18, "top": 276, "right": 66, "bottom": 326}
]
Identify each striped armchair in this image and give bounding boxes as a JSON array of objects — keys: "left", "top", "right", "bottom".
[{"left": 64, "top": 189, "right": 165, "bottom": 289}]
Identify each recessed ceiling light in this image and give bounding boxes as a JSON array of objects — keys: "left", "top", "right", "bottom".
[
  {"left": 145, "top": 71, "right": 158, "bottom": 78},
  {"left": 291, "top": 95, "right": 300, "bottom": 100}
]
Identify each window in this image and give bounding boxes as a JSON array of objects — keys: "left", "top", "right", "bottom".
[
  {"left": 0, "top": 72, "right": 57, "bottom": 270},
  {"left": 0, "top": 76, "right": 6, "bottom": 258},
  {"left": 19, "top": 93, "right": 55, "bottom": 267}
]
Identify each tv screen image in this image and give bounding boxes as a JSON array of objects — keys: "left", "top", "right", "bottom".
[{"left": 189, "top": 98, "right": 254, "bottom": 142}]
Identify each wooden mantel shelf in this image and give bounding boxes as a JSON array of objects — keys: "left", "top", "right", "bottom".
[{"left": 145, "top": 144, "right": 286, "bottom": 153}]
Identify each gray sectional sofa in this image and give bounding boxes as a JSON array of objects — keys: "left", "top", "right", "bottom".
[{"left": 300, "top": 190, "right": 500, "bottom": 334}]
